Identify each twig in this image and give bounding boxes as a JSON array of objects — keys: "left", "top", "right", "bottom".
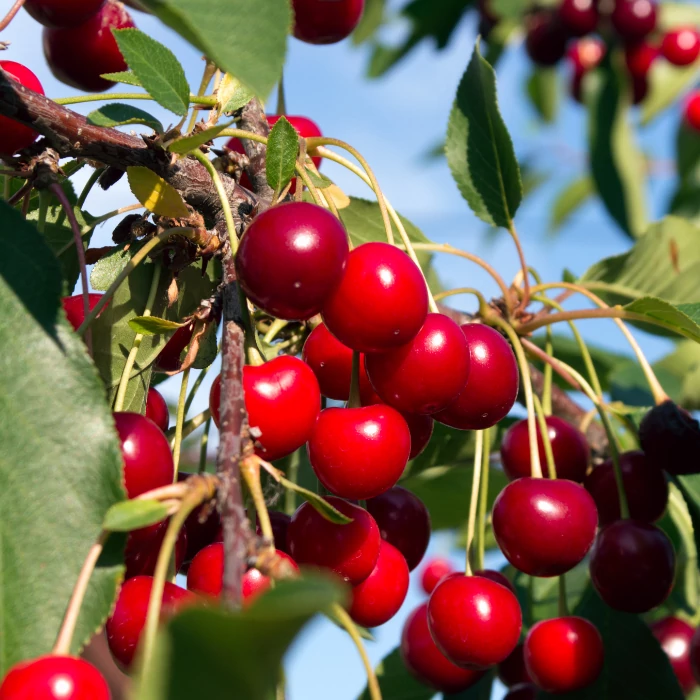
[{"left": 0, "top": 0, "right": 25, "bottom": 32}]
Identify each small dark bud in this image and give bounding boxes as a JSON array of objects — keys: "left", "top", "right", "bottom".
[
  {"left": 112, "top": 214, "right": 142, "bottom": 244},
  {"left": 98, "top": 167, "right": 125, "bottom": 191}
]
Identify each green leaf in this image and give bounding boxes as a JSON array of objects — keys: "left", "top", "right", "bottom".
[
  {"left": 526, "top": 66, "right": 559, "bottom": 123},
  {"left": 217, "top": 74, "right": 254, "bottom": 113},
  {"left": 191, "top": 319, "right": 218, "bottom": 370},
  {"left": 169, "top": 122, "right": 234, "bottom": 154},
  {"left": 305, "top": 169, "right": 333, "bottom": 189},
  {"left": 641, "top": 61, "right": 700, "bottom": 125},
  {"left": 0, "top": 201, "right": 124, "bottom": 673},
  {"left": 136, "top": 0, "right": 290, "bottom": 100},
  {"left": 101, "top": 71, "right": 142, "bottom": 86},
  {"left": 352, "top": 0, "right": 386, "bottom": 45},
  {"left": 676, "top": 122, "right": 700, "bottom": 183},
  {"left": 132, "top": 576, "right": 345, "bottom": 700},
  {"left": 549, "top": 176, "right": 594, "bottom": 233},
  {"left": 266, "top": 116, "right": 299, "bottom": 193},
  {"left": 127, "top": 166, "right": 190, "bottom": 218},
  {"left": 113, "top": 29, "right": 190, "bottom": 116},
  {"left": 128, "top": 316, "right": 185, "bottom": 335},
  {"left": 624, "top": 297, "right": 700, "bottom": 342},
  {"left": 278, "top": 477, "right": 352, "bottom": 524},
  {"left": 608, "top": 361, "right": 683, "bottom": 407},
  {"left": 103, "top": 499, "right": 169, "bottom": 532},
  {"left": 588, "top": 57, "right": 648, "bottom": 239},
  {"left": 446, "top": 41, "right": 522, "bottom": 228},
  {"left": 674, "top": 474, "right": 700, "bottom": 564},
  {"left": 656, "top": 341, "right": 700, "bottom": 410},
  {"left": 91, "top": 243, "right": 137, "bottom": 292},
  {"left": 87, "top": 103, "right": 163, "bottom": 133}
]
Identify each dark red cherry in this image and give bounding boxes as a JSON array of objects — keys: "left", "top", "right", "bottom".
[
  {"left": 403, "top": 412, "right": 434, "bottom": 459},
  {"left": 322, "top": 242, "right": 429, "bottom": 353},
  {"left": 308, "top": 405, "right": 410, "bottom": 500},
  {"left": 685, "top": 92, "right": 700, "bottom": 132},
  {"left": 349, "top": 541, "right": 409, "bottom": 627},
  {"left": 526, "top": 12, "right": 569, "bottom": 66},
  {"left": 428, "top": 573, "right": 522, "bottom": 669},
  {"left": 639, "top": 401, "right": 700, "bottom": 475},
  {"left": 113, "top": 412, "right": 174, "bottom": 498},
  {"left": 401, "top": 603, "right": 485, "bottom": 693},
  {"left": 256, "top": 510, "right": 292, "bottom": 555},
  {"left": 210, "top": 355, "right": 321, "bottom": 462},
  {"left": 286, "top": 498, "right": 381, "bottom": 584},
  {"left": 365, "top": 313, "right": 470, "bottom": 415},
  {"left": 584, "top": 450, "right": 668, "bottom": 525},
  {"left": 632, "top": 74, "right": 649, "bottom": 104},
  {"left": 43, "top": 0, "right": 134, "bottom": 92},
  {"left": 105, "top": 575, "right": 192, "bottom": 670},
  {"left": 558, "top": 0, "right": 598, "bottom": 37},
  {"left": 498, "top": 642, "right": 531, "bottom": 688},
  {"left": 177, "top": 472, "right": 222, "bottom": 564},
  {"left": 524, "top": 616, "right": 603, "bottom": 693},
  {"left": 366, "top": 486, "right": 431, "bottom": 571},
  {"left": 421, "top": 557, "right": 454, "bottom": 594},
  {"left": 662, "top": 28, "right": 700, "bottom": 66},
  {"left": 0, "top": 656, "right": 110, "bottom": 699},
  {"left": 292, "top": 0, "right": 365, "bottom": 44},
  {"left": 25, "top": 0, "right": 105, "bottom": 27},
  {"left": 689, "top": 625, "right": 700, "bottom": 685},
  {"left": 61, "top": 293, "right": 104, "bottom": 331},
  {"left": 611, "top": 0, "right": 657, "bottom": 40},
  {"left": 492, "top": 477, "right": 598, "bottom": 576},
  {"left": 241, "top": 551, "right": 299, "bottom": 605},
  {"left": 589, "top": 520, "right": 675, "bottom": 613},
  {"left": 475, "top": 569, "right": 516, "bottom": 594},
  {"left": 124, "top": 518, "right": 187, "bottom": 579},
  {"left": 154, "top": 321, "right": 194, "bottom": 373},
  {"left": 651, "top": 617, "right": 696, "bottom": 695},
  {"left": 435, "top": 324, "right": 518, "bottom": 430},
  {"left": 0, "top": 61, "right": 44, "bottom": 156},
  {"left": 625, "top": 40, "right": 659, "bottom": 77},
  {"left": 145, "top": 387, "right": 169, "bottom": 432},
  {"left": 235, "top": 201, "right": 349, "bottom": 321},
  {"left": 500, "top": 416, "right": 590, "bottom": 482},
  {"left": 504, "top": 685, "right": 538, "bottom": 700}
]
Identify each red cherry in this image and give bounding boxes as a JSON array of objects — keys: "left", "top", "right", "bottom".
[
  {"left": 366, "top": 486, "right": 431, "bottom": 571},
  {"left": 365, "top": 313, "right": 470, "bottom": 415},
  {"left": 43, "top": 0, "right": 134, "bottom": 92},
  {"left": 235, "top": 202, "right": 349, "bottom": 321},
  {"left": 177, "top": 472, "right": 222, "bottom": 564},
  {"left": 524, "top": 617, "right": 603, "bottom": 692},
  {"left": 349, "top": 541, "right": 409, "bottom": 627},
  {"left": 625, "top": 40, "right": 659, "bottom": 77},
  {"left": 689, "top": 626, "right": 700, "bottom": 685},
  {"left": 0, "top": 61, "right": 44, "bottom": 156},
  {"left": 504, "top": 685, "right": 538, "bottom": 700},
  {"left": 500, "top": 416, "right": 590, "bottom": 482},
  {"left": 322, "top": 242, "right": 429, "bottom": 353},
  {"left": 421, "top": 557, "right": 454, "bottom": 595},
  {"left": 662, "top": 28, "right": 700, "bottom": 66},
  {"left": 404, "top": 412, "right": 434, "bottom": 459},
  {"left": 0, "top": 656, "right": 110, "bottom": 699},
  {"left": 525, "top": 12, "right": 569, "bottom": 66},
  {"left": 256, "top": 510, "right": 292, "bottom": 555},
  {"left": 61, "top": 293, "right": 104, "bottom": 331},
  {"left": 105, "top": 575, "right": 191, "bottom": 670},
  {"left": 187, "top": 542, "right": 224, "bottom": 597},
  {"left": 286, "top": 498, "right": 380, "bottom": 584},
  {"left": 292, "top": 0, "right": 365, "bottom": 44},
  {"left": 558, "top": 0, "right": 598, "bottom": 37},
  {"left": 113, "top": 412, "right": 174, "bottom": 498},
  {"left": 589, "top": 520, "right": 675, "bottom": 613},
  {"left": 154, "top": 322, "right": 194, "bottom": 373},
  {"left": 145, "top": 387, "right": 169, "bottom": 432},
  {"left": 584, "top": 450, "right": 668, "bottom": 525},
  {"left": 24, "top": 0, "right": 105, "bottom": 27},
  {"left": 124, "top": 518, "right": 187, "bottom": 579},
  {"left": 242, "top": 552, "right": 299, "bottom": 604},
  {"left": 611, "top": 0, "right": 657, "bottom": 40},
  {"left": 474, "top": 568, "right": 516, "bottom": 594},
  {"left": 308, "top": 405, "right": 410, "bottom": 500},
  {"left": 498, "top": 642, "right": 531, "bottom": 688},
  {"left": 651, "top": 617, "right": 696, "bottom": 695},
  {"left": 210, "top": 355, "right": 321, "bottom": 462},
  {"left": 568, "top": 37, "right": 605, "bottom": 73},
  {"left": 492, "top": 477, "right": 598, "bottom": 576},
  {"left": 435, "top": 324, "right": 518, "bottom": 430},
  {"left": 428, "top": 573, "right": 522, "bottom": 669},
  {"left": 401, "top": 603, "right": 485, "bottom": 693}
]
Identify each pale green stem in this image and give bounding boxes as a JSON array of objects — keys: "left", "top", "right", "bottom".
[
  {"left": 184, "top": 364, "right": 213, "bottom": 416},
  {"left": 54, "top": 93, "right": 217, "bottom": 106},
  {"left": 532, "top": 393, "right": 557, "bottom": 479},
  {"left": 172, "top": 368, "right": 190, "bottom": 477},
  {"left": 465, "top": 430, "right": 484, "bottom": 576},
  {"left": 77, "top": 167, "right": 105, "bottom": 208},
  {"left": 198, "top": 417, "right": 212, "bottom": 474},
  {"left": 476, "top": 428, "right": 491, "bottom": 572},
  {"left": 168, "top": 409, "right": 210, "bottom": 446}
]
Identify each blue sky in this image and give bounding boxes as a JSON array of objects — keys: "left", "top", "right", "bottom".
[{"left": 2, "top": 2, "right": 688, "bottom": 697}]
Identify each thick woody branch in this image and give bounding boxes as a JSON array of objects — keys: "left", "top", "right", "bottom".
[{"left": 237, "top": 97, "right": 274, "bottom": 204}]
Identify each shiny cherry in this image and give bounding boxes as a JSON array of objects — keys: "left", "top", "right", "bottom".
[
  {"left": 256, "top": 510, "right": 292, "bottom": 555},
  {"left": 428, "top": 573, "right": 522, "bottom": 669},
  {"left": 0, "top": 62, "right": 44, "bottom": 156},
  {"left": 568, "top": 37, "right": 605, "bottom": 73},
  {"left": 504, "top": 685, "right": 538, "bottom": 700},
  {"left": 498, "top": 642, "right": 531, "bottom": 688},
  {"left": 113, "top": 412, "right": 174, "bottom": 498},
  {"left": 589, "top": 520, "right": 675, "bottom": 613},
  {"left": 558, "top": 0, "right": 598, "bottom": 37},
  {"left": 584, "top": 450, "right": 668, "bottom": 525},
  {"left": 525, "top": 12, "right": 568, "bottom": 66},
  {"left": 235, "top": 201, "right": 349, "bottom": 321},
  {"left": 210, "top": 355, "right": 321, "bottom": 462},
  {"left": 401, "top": 603, "right": 485, "bottom": 693},
  {"left": 241, "top": 551, "right": 299, "bottom": 604},
  {"left": 154, "top": 322, "right": 194, "bottom": 373},
  {"left": 322, "top": 242, "right": 428, "bottom": 353},
  {"left": 286, "top": 498, "right": 380, "bottom": 584},
  {"left": 365, "top": 313, "right": 470, "bottom": 415},
  {"left": 61, "top": 293, "right": 104, "bottom": 331},
  {"left": 651, "top": 617, "right": 696, "bottom": 695},
  {"left": 435, "top": 324, "right": 518, "bottom": 430},
  {"left": 639, "top": 401, "right": 700, "bottom": 475},
  {"left": 366, "top": 486, "right": 431, "bottom": 571},
  {"left": 292, "top": 0, "right": 365, "bottom": 44},
  {"left": 421, "top": 557, "right": 454, "bottom": 594},
  {"left": 475, "top": 569, "right": 516, "bottom": 594},
  {"left": 685, "top": 92, "right": 700, "bottom": 132},
  {"left": 349, "top": 541, "right": 409, "bottom": 627},
  {"left": 625, "top": 40, "right": 659, "bottom": 78},
  {"left": 689, "top": 625, "right": 700, "bottom": 685},
  {"left": 43, "top": 0, "right": 135, "bottom": 92},
  {"left": 500, "top": 416, "right": 590, "bottom": 482},
  {"left": 145, "top": 387, "right": 169, "bottom": 432},
  {"left": 177, "top": 472, "right": 222, "bottom": 564},
  {"left": 662, "top": 28, "right": 700, "bottom": 66},
  {"left": 105, "top": 575, "right": 191, "bottom": 670},
  {"left": 525, "top": 616, "right": 603, "bottom": 693},
  {"left": 492, "top": 477, "right": 598, "bottom": 576},
  {"left": 124, "top": 518, "right": 187, "bottom": 579},
  {"left": 611, "top": 0, "right": 657, "bottom": 40},
  {"left": 0, "top": 656, "right": 110, "bottom": 699},
  {"left": 25, "top": 0, "right": 105, "bottom": 27},
  {"left": 308, "top": 405, "right": 410, "bottom": 500}
]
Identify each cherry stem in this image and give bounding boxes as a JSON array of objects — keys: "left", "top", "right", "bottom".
[
  {"left": 284, "top": 451, "right": 300, "bottom": 515},
  {"left": 218, "top": 128, "right": 268, "bottom": 145},
  {"left": 262, "top": 318, "right": 288, "bottom": 345},
  {"left": 294, "top": 161, "right": 326, "bottom": 209},
  {"left": 113, "top": 263, "right": 162, "bottom": 412},
  {"left": 76, "top": 167, "right": 105, "bottom": 209},
  {"left": 0, "top": 0, "right": 25, "bottom": 32},
  {"left": 347, "top": 351, "right": 362, "bottom": 409},
  {"left": 475, "top": 427, "right": 491, "bottom": 572},
  {"left": 52, "top": 530, "right": 108, "bottom": 656},
  {"left": 167, "top": 408, "right": 210, "bottom": 445},
  {"left": 172, "top": 367, "right": 191, "bottom": 477},
  {"left": 508, "top": 220, "right": 531, "bottom": 314},
  {"left": 238, "top": 287, "right": 265, "bottom": 366},
  {"left": 241, "top": 456, "right": 274, "bottom": 549},
  {"left": 276, "top": 72, "right": 286, "bottom": 116},
  {"left": 198, "top": 416, "right": 212, "bottom": 473},
  {"left": 54, "top": 93, "right": 218, "bottom": 107},
  {"left": 186, "top": 61, "right": 216, "bottom": 135},
  {"left": 558, "top": 574, "right": 569, "bottom": 617},
  {"left": 184, "top": 361, "right": 215, "bottom": 416},
  {"left": 464, "top": 430, "right": 485, "bottom": 576},
  {"left": 331, "top": 603, "right": 382, "bottom": 700},
  {"left": 434, "top": 287, "right": 490, "bottom": 316},
  {"left": 533, "top": 393, "right": 557, "bottom": 479},
  {"left": 542, "top": 327, "right": 553, "bottom": 415}
]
